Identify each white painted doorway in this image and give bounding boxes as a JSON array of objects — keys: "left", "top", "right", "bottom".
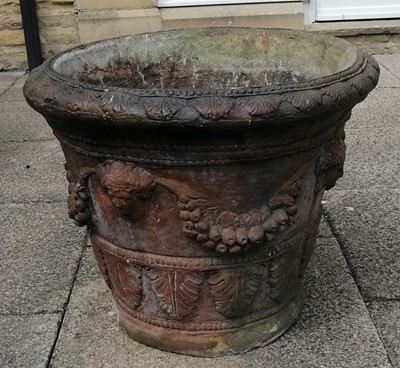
[{"left": 306, "top": 0, "right": 400, "bottom": 23}]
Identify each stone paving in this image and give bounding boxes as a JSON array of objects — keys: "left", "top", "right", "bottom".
[{"left": 0, "top": 53, "right": 399, "bottom": 367}]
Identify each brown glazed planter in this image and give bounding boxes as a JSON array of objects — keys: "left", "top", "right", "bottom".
[{"left": 24, "top": 28, "right": 379, "bottom": 357}]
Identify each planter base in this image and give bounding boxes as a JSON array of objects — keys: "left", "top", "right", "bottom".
[{"left": 118, "top": 286, "right": 304, "bottom": 357}]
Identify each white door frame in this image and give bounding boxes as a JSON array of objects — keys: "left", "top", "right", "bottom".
[
  {"left": 304, "top": 0, "right": 400, "bottom": 24},
  {"left": 303, "top": 0, "right": 316, "bottom": 24}
]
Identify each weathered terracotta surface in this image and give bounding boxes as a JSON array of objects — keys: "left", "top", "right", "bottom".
[{"left": 23, "top": 28, "right": 379, "bottom": 356}]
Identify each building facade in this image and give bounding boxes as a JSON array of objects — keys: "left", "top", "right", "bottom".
[{"left": 1, "top": 0, "right": 399, "bottom": 70}]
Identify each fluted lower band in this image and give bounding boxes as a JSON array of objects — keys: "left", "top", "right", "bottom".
[{"left": 117, "top": 285, "right": 304, "bottom": 357}]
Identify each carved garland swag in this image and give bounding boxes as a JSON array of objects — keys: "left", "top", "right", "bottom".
[{"left": 65, "top": 132, "right": 345, "bottom": 255}]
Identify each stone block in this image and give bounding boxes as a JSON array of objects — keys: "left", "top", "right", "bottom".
[
  {"left": 41, "top": 43, "right": 78, "bottom": 59},
  {"left": 0, "top": 314, "right": 61, "bottom": 368},
  {"left": 0, "top": 0, "right": 20, "bottom": 11},
  {"left": 324, "top": 190, "right": 400, "bottom": 300},
  {"left": 0, "top": 29, "right": 25, "bottom": 46},
  {"left": 0, "top": 45, "right": 27, "bottom": 71},
  {"left": 162, "top": 14, "right": 303, "bottom": 31},
  {"left": 37, "top": 12, "right": 77, "bottom": 28},
  {"left": 40, "top": 27, "right": 78, "bottom": 46},
  {"left": 35, "top": 0, "right": 79, "bottom": 47},
  {"left": 48, "top": 0, "right": 75, "bottom": 4},
  {"left": 0, "top": 202, "right": 86, "bottom": 314},
  {"left": 344, "top": 34, "right": 391, "bottom": 45},
  {"left": 76, "top": 0, "right": 156, "bottom": 10},
  {"left": 0, "top": 11, "right": 22, "bottom": 31},
  {"left": 49, "top": 240, "right": 391, "bottom": 368},
  {"left": 391, "top": 33, "right": 400, "bottom": 46},
  {"left": 36, "top": 0, "right": 74, "bottom": 4},
  {"left": 36, "top": 1, "right": 75, "bottom": 13},
  {"left": 78, "top": 8, "right": 162, "bottom": 43},
  {"left": 160, "top": 3, "right": 304, "bottom": 31}
]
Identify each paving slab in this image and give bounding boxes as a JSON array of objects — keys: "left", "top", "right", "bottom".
[
  {"left": 375, "top": 54, "right": 400, "bottom": 80},
  {"left": 0, "top": 75, "right": 28, "bottom": 104},
  {"left": 317, "top": 215, "right": 333, "bottom": 238},
  {"left": 368, "top": 301, "right": 400, "bottom": 368},
  {"left": 324, "top": 190, "right": 400, "bottom": 301},
  {"left": 0, "top": 74, "right": 54, "bottom": 143},
  {"left": 374, "top": 62, "right": 400, "bottom": 88},
  {"left": 0, "top": 140, "right": 68, "bottom": 203},
  {"left": 333, "top": 127, "right": 400, "bottom": 190},
  {"left": 0, "top": 202, "right": 86, "bottom": 314},
  {"left": 348, "top": 87, "right": 400, "bottom": 129},
  {"left": 0, "top": 72, "right": 24, "bottom": 97},
  {"left": 49, "top": 239, "right": 391, "bottom": 368},
  {"left": 0, "top": 100, "right": 53, "bottom": 142},
  {"left": 0, "top": 314, "right": 61, "bottom": 368},
  {"left": 244, "top": 239, "right": 392, "bottom": 368}
]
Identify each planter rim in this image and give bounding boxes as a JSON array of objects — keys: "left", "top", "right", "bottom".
[{"left": 24, "top": 28, "right": 380, "bottom": 129}]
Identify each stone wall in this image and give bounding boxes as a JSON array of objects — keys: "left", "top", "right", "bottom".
[
  {"left": 0, "top": 0, "right": 304, "bottom": 71},
  {"left": 76, "top": 2, "right": 304, "bottom": 44},
  {"left": 1, "top": 0, "right": 400, "bottom": 71},
  {"left": 0, "top": 0, "right": 26, "bottom": 70},
  {"left": 0, "top": 0, "right": 78, "bottom": 71},
  {"left": 36, "top": 0, "right": 78, "bottom": 60}
]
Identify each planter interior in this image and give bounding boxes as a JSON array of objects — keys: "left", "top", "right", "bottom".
[
  {"left": 23, "top": 28, "right": 379, "bottom": 357},
  {"left": 52, "top": 29, "right": 356, "bottom": 90}
]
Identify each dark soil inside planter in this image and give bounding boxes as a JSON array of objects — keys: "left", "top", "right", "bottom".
[
  {"left": 75, "top": 57, "right": 309, "bottom": 90},
  {"left": 51, "top": 28, "right": 358, "bottom": 91}
]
